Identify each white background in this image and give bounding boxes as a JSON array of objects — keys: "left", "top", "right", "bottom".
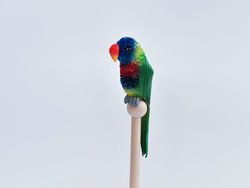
[{"left": 0, "top": 0, "right": 250, "bottom": 187}]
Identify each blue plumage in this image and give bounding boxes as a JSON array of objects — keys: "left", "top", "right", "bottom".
[
  {"left": 117, "top": 37, "right": 136, "bottom": 65},
  {"left": 120, "top": 76, "right": 139, "bottom": 89}
]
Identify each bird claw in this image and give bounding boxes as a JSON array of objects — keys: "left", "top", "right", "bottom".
[
  {"left": 124, "top": 95, "right": 130, "bottom": 104},
  {"left": 124, "top": 95, "right": 140, "bottom": 107}
]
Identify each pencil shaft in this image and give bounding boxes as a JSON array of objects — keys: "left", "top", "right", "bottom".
[{"left": 130, "top": 117, "right": 141, "bottom": 188}]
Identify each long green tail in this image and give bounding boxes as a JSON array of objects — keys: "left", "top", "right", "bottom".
[{"left": 141, "top": 105, "right": 150, "bottom": 157}]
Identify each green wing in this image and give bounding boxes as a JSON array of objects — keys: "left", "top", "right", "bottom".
[{"left": 138, "top": 58, "right": 154, "bottom": 104}]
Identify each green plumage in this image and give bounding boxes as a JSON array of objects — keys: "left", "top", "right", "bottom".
[
  {"left": 136, "top": 55, "right": 153, "bottom": 157},
  {"left": 124, "top": 45, "right": 154, "bottom": 157},
  {"left": 109, "top": 37, "right": 154, "bottom": 157}
]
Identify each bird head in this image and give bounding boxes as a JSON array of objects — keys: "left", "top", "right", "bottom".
[{"left": 109, "top": 37, "right": 137, "bottom": 65}]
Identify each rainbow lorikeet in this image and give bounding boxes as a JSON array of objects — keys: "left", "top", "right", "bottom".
[{"left": 109, "top": 37, "right": 154, "bottom": 157}]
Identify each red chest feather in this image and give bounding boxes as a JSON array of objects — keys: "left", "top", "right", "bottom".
[{"left": 120, "top": 62, "right": 139, "bottom": 77}]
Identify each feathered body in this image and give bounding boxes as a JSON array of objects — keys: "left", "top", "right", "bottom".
[{"left": 117, "top": 37, "right": 154, "bottom": 157}]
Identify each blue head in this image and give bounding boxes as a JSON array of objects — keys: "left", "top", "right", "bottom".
[
  {"left": 109, "top": 37, "right": 137, "bottom": 65},
  {"left": 117, "top": 37, "right": 136, "bottom": 64}
]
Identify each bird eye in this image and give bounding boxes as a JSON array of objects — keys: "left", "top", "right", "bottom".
[{"left": 124, "top": 46, "right": 132, "bottom": 52}]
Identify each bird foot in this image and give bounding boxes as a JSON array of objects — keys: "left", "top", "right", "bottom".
[{"left": 124, "top": 95, "right": 140, "bottom": 107}]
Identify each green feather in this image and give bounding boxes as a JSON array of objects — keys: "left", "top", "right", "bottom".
[
  {"left": 122, "top": 44, "right": 154, "bottom": 157},
  {"left": 141, "top": 106, "right": 150, "bottom": 157},
  {"left": 138, "top": 56, "right": 153, "bottom": 157}
]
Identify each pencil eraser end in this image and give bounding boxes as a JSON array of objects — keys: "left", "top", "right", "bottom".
[{"left": 127, "top": 101, "right": 147, "bottom": 118}]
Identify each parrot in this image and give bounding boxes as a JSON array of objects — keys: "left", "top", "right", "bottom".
[{"left": 109, "top": 37, "right": 154, "bottom": 157}]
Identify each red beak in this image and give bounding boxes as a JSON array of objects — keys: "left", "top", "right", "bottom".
[{"left": 109, "top": 43, "right": 119, "bottom": 62}]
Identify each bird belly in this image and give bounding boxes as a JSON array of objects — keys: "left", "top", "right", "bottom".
[{"left": 120, "top": 62, "right": 140, "bottom": 90}]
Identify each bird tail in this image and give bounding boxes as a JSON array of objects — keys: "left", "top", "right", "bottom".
[{"left": 141, "top": 105, "right": 150, "bottom": 157}]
